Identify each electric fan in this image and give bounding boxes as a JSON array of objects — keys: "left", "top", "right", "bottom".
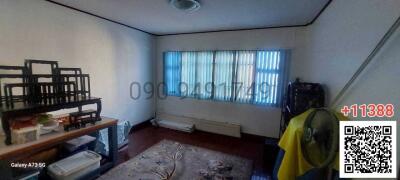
[{"left": 301, "top": 108, "right": 339, "bottom": 178}]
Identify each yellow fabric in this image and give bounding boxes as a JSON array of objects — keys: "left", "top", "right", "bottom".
[{"left": 277, "top": 109, "right": 346, "bottom": 180}]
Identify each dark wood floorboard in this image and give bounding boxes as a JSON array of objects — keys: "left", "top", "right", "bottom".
[{"left": 117, "top": 124, "right": 273, "bottom": 179}]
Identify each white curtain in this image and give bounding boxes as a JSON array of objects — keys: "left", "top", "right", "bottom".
[
  {"left": 181, "top": 52, "right": 196, "bottom": 97},
  {"left": 196, "top": 51, "right": 213, "bottom": 99},
  {"left": 213, "top": 51, "right": 234, "bottom": 101},
  {"left": 163, "top": 50, "right": 287, "bottom": 106},
  {"left": 234, "top": 51, "right": 255, "bottom": 103}
]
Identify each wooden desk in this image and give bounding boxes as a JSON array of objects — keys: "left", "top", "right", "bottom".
[{"left": 0, "top": 117, "right": 118, "bottom": 179}]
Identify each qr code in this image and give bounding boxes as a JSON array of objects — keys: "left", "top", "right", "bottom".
[{"left": 340, "top": 121, "right": 397, "bottom": 178}]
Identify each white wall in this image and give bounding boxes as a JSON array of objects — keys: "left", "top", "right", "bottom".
[
  {"left": 298, "top": 1, "right": 400, "bottom": 172},
  {"left": 156, "top": 0, "right": 400, "bottom": 138},
  {"left": 293, "top": 0, "right": 400, "bottom": 104},
  {"left": 0, "top": 0, "right": 155, "bottom": 125},
  {"left": 156, "top": 28, "right": 301, "bottom": 137},
  {"left": 336, "top": 25, "right": 400, "bottom": 179}
]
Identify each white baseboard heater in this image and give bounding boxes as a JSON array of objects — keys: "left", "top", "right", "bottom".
[
  {"left": 155, "top": 113, "right": 241, "bottom": 138},
  {"left": 151, "top": 119, "right": 195, "bottom": 133}
]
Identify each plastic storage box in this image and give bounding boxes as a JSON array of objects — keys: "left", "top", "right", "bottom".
[
  {"left": 11, "top": 124, "right": 41, "bottom": 144},
  {"left": 18, "top": 170, "right": 40, "bottom": 180},
  {"left": 63, "top": 135, "right": 96, "bottom": 153},
  {"left": 47, "top": 150, "right": 101, "bottom": 180}
]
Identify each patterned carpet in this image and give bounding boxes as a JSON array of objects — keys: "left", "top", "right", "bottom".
[{"left": 99, "top": 139, "right": 253, "bottom": 180}]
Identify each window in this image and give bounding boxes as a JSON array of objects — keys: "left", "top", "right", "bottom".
[
  {"left": 254, "top": 51, "right": 282, "bottom": 105},
  {"left": 196, "top": 51, "right": 213, "bottom": 99},
  {"left": 234, "top": 51, "right": 255, "bottom": 103},
  {"left": 181, "top": 52, "right": 196, "bottom": 97},
  {"left": 164, "top": 51, "right": 181, "bottom": 96},
  {"left": 163, "top": 50, "right": 288, "bottom": 106},
  {"left": 214, "top": 51, "right": 234, "bottom": 101}
]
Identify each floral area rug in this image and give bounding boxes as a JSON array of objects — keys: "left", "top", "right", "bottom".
[{"left": 98, "top": 139, "right": 253, "bottom": 180}]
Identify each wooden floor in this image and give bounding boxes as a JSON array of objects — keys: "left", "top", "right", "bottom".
[{"left": 117, "top": 123, "right": 273, "bottom": 179}]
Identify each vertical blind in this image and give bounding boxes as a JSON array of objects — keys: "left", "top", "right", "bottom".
[
  {"left": 254, "top": 51, "right": 282, "bottom": 105},
  {"left": 196, "top": 51, "right": 214, "bottom": 99},
  {"left": 164, "top": 51, "right": 181, "bottom": 96},
  {"left": 214, "top": 51, "right": 234, "bottom": 101},
  {"left": 164, "top": 50, "right": 287, "bottom": 106},
  {"left": 181, "top": 52, "right": 196, "bottom": 97},
  {"left": 235, "top": 51, "right": 255, "bottom": 103}
]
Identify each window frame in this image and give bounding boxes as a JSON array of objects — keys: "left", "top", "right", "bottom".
[{"left": 163, "top": 49, "right": 289, "bottom": 107}]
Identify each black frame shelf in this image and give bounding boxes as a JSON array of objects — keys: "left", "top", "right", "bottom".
[
  {"left": 0, "top": 59, "right": 102, "bottom": 145},
  {"left": 279, "top": 79, "right": 325, "bottom": 136}
]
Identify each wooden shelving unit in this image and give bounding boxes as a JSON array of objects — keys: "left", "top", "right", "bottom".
[
  {"left": 0, "top": 117, "right": 118, "bottom": 180},
  {"left": 0, "top": 59, "right": 115, "bottom": 179}
]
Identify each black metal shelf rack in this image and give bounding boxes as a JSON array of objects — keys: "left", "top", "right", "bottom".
[
  {"left": 279, "top": 79, "right": 325, "bottom": 136},
  {"left": 0, "top": 59, "right": 101, "bottom": 145}
]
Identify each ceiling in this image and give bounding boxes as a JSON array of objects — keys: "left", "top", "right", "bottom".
[{"left": 49, "top": 0, "right": 331, "bottom": 36}]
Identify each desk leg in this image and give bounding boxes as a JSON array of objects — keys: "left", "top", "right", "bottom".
[
  {"left": 96, "top": 100, "right": 102, "bottom": 121},
  {"left": 108, "top": 124, "right": 117, "bottom": 167},
  {"left": 1, "top": 115, "right": 11, "bottom": 145}
]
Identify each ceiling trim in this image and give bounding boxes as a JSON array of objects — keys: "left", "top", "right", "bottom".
[
  {"left": 159, "top": 24, "right": 308, "bottom": 36},
  {"left": 306, "top": 0, "right": 332, "bottom": 25},
  {"left": 46, "top": 0, "right": 157, "bottom": 36},
  {"left": 45, "top": 0, "right": 332, "bottom": 36}
]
